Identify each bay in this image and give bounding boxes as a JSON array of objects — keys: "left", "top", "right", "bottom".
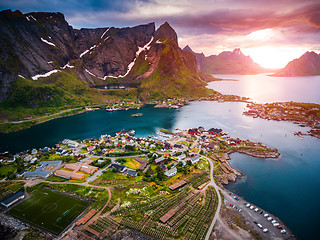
[
  {"left": 0, "top": 101, "right": 319, "bottom": 239},
  {"left": 208, "top": 73, "right": 320, "bottom": 103}
]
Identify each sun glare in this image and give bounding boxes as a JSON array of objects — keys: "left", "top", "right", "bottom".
[{"left": 243, "top": 46, "right": 308, "bottom": 69}]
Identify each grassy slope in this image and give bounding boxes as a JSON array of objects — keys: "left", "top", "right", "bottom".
[
  {"left": 0, "top": 70, "right": 106, "bottom": 122},
  {"left": 138, "top": 41, "right": 214, "bottom": 100}
]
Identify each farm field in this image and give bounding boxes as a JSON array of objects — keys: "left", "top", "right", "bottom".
[{"left": 8, "top": 187, "right": 90, "bottom": 235}]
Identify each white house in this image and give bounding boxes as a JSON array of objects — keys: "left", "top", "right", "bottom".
[
  {"left": 62, "top": 139, "right": 79, "bottom": 148},
  {"left": 190, "top": 155, "right": 200, "bottom": 165},
  {"left": 177, "top": 154, "right": 186, "bottom": 161},
  {"left": 164, "top": 167, "right": 177, "bottom": 177}
]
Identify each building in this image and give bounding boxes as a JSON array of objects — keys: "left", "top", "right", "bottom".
[
  {"left": 109, "top": 163, "right": 126, "bottom": 173},
  {"left": 177, "top": 154, "right": 186, "bottom": 161},
  {"left": 154, "top": 156, "right": 165, "bottom": 165},
  {"left": 24, "top": 160, "right": 62, "bottom": 179},
  {"left": 127, "top": 170, "right": 138, "bottom": 177},
  {"left": 62, "top": 139, "right": 79, "bottom": 148},
  {"left": 190, "top": 155, "right": 200, "bottom": 164},
  {"left": 55, "top": 170, "right": 85, "bottom": 180},
  {"left": 135, "top": 157, "right": 148, "bottom": 170},
  {"left": 164, "top": 167, "right": 177, "bottom": 177},
  {"left": 1, "top": 191, "right": 24, "bottom": 208},
  {"left": 208, "top": 128, "right": 223, "bottom": 135}
]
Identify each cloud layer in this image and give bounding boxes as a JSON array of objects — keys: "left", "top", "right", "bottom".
[{"left": 1, "top": 0, "right": 319, "bottom": 67}]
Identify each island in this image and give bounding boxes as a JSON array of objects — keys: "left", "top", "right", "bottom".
[{"left": 243, "top": 102, "right": 320, "bottom": 139}]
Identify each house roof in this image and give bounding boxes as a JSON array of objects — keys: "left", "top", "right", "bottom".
[
  {"left": 1, "top": 191, "right": 24, "bottom": 206},
  {"left": 169, "top": 180, "right": 187, "bottom": 190},
  {"left": 109, "top": 163, "right": 126, "bottom": 172},
  {"left": 154, "top": 156, "right": 165, "bottom": 164},
  {"left": 165, "top": 167, "right": 177, "bottom": 175},
  {"left": 127, "top": 170, "right": 137, "bottom": 177}
]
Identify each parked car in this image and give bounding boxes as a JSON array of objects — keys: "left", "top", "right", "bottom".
[
  {"left": 234, "top": 196, "right": 239, "bottom": 201},
  {"left": 264, "top": 213, "right": 269, "bottom": 218},
  {"left": 267, "top": 217, "right": 273, "bottom": 221},
  {"left": 271, "top": 220, "right": 277, "bottom": 224},
  {"left": 263, "top": 228, "right": 268, "bottom": 233},
  {"left": 260, "top": 211, "right": 263, "bottom": 214},
  {"left": 250, "top": 206, "right": 254, "bottom": 210},
  {"left": 257, "top": 223, "right": 263, "bottom": 229},
  {"left": 281, "top": 230, "right": 287, "bottom": 234},
  {"left": 244, "top": 202, "right": 247, "bottom": 205},
  {"left": 277, "top": 226, "right": 283, "bottom": 229},
  {"left": 273, "top": 223, "right": 280, "bottom": 227},
  {"left": 254, "top": 220, "right": 258, "bottom": 224},
  {"left": 246, "top": 204, "right": 250, "bottom": 208},
  {"left": 255, "top": 208, "right": 259, "bottom": 212},
  {"left": 238, "top": 209, "right": 242, "bottom": 212}
]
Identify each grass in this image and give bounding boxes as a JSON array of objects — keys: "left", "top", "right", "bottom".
[
  {"left": 0, "top": 165, "right": 17, "bottom": 175},
  {"left": 119, "top": 157, "right": 141, "bottom": 170},
  {"left": 98, "top": 169, "right": 127, "bottom": 180},
  {"left": 8, "top": 188, "right": 90, "bottom": 235}
]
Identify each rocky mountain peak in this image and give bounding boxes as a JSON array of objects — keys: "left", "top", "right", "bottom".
[
  {"left": 272, "top": 51, "right": 320, "bottom": 77},
  {"left": 154, "top": 22, "right": 178, "bottom": 45}
]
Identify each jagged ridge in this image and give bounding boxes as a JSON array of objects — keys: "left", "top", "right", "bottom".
[
  {"left": 183, "top": 46, "right": 266, "bottom": 74},
  {"left": 272, "top": 51, "right": 320, "bottom": 77}
]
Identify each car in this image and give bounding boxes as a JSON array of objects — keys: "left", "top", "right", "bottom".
[
  {"left": 260, "top": 211, "right": 263, "bottom": 214},
  {"left": 234, "top": 196, "right": 239, "bottom": 201},
  {"left": 244, "top": 202, "right": 247, "bottom": 205},
  {"left": 255, "top": 208, "right": 259, "bottom": 212},
  {"left": 271, "top": 220, "right": 277, "bottom": 224},
  {"left": 267, "top": 217, "right": 273, "bottom": 221},
  {"left": 246, "top": 204, "right": 250, "bottom": 207},
  {"left": 253, "top": 220, "right": 258, "bottom": 224},
  {"left": 273, "top": 223, "right": 280, "bottom": 227},
  {"left": 238, "top": 209, "right": 242, "bottom": 212},
  {"left": 280, "top": 230, "right": 287, "bottom": 234},
  {"left": 277, "top": 226, "right": 283, "bottom": 229},
  {"left": 229, "top": 204, "right": 232, "bottom": 206},
  {"left": 264, "top": 213, "right": 269, "bottom": 217},
  {"left": 263, "top": 228, "right": 268, "bottom": 233},
  {"left": 257, "top": 223, "right": 263, "bottom": 229},
  {"left": 250, "top": 206, "right": 254, "bottom": 210}
]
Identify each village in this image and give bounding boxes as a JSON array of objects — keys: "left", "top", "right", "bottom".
[
  {"left": 243, "top": 102, "right": 320, "bottom": 138},
  {"left": 0, "top": 127, "right": 284, "bottom": 240}
]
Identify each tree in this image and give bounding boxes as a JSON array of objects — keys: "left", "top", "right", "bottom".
[
  {"left": 187, "top": 160, "right": 192, "bottom": 166},
  {"left": 157, "top": 170, "right": 165, "bottom": 181},
  {"left": 112, "top": 167, "right": 117, "bottom": 173}
]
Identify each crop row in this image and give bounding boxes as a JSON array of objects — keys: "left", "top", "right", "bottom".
[
  {"left": 188, "top": 192, "right": 203, "bottom": 206},
  {"left": 193, "top": 177, "right": 210, "bottom": 189},
  {"left": 167, "top": 205, "right": 192, "bottom": 227}
]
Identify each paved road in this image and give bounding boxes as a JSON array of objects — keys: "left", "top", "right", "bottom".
[
  {"left": 221, "top": 188, "right": 295, "bottom": 240},
  {"left": 204, "top": 156, "right": 222, "bottom": 240}
]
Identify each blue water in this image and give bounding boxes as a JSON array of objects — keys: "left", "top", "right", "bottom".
[{"left": 0, "top": 101, "right": 319, "bottom": 239}]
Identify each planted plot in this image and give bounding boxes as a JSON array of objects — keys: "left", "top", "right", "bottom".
[{"left": 8, "top": 188, "right": 90, "bottom": 235}]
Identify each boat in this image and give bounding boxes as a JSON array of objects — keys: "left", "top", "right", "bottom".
[
  {"left": 130, "top": 113, "right": 143, "bottom": 117},
  {"left": 106, "top": 108, "right": 113, "bottom": 112}
]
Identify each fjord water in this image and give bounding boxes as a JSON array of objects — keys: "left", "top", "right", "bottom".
[
  {"left": 0, "top": 102, "right": 319, "bottom": 239},
  {"left": 208, "top": 73, "right": 320, "bottom": 103}
]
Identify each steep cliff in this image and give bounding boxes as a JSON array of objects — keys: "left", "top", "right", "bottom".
[{"left": 272, "top": 51, "right": 320, "bottom": 77}]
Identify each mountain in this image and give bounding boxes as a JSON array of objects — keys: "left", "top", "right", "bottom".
[
  {"left": 183, "top": 46, "right": 266, "bottom": 74},
  {"left": 0, "top": 10, "right": 212, "bottom": 108},
  {"left": 272, "top": 51, "right": 320, "bottom": 77}
]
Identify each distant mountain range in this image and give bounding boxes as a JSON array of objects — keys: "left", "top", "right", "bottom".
[
  {"left": 183, "top": 46, "right": 266, "bottom": 75},
  {"left": 272, "top": 51, "right": 320, "bottom": 77},
  {"left": 0, "top": 10, "right": 211, "bottom": 105}
]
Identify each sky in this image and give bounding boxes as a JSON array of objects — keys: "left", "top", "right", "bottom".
[{"left": 1, "top": 0, "right": 320, "bottom": 69}]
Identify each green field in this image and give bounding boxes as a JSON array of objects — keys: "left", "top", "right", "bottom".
[{"left": 8, "top": 188, "right": 90, "bottom": 235}]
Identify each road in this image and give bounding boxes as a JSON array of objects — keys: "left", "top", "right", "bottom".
[
  {"left": 204, "top": 156, "right": 222, "bottom": 240},
  {"left": 0, "top": 103, "right": 108, "bottom": 124}
]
